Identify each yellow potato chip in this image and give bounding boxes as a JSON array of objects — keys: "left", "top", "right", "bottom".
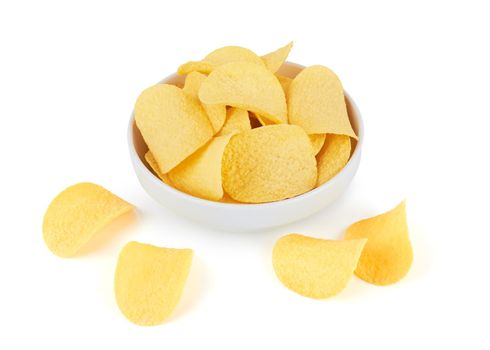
[
  {"left": 276, "top": 74, "right": 292, "bottom": 94},
  {"left": 178, "top": 46, "right": 264, "bottom": 75},
  {"left": 144, "top": 151, "right": 172, "bottom": 185},
  {"left": 316, "top": 134, "right": 351, "bottom": 186},
  {"left": 183, "top": 72, "right": 226, "bottom": 133},
  {"left": 262, "top": 42, "right": 293, "bottom": 73},
  {"left": 199, "top": 61, "right": 287, "bottom": 124},
  {"left": 217, "top": 107, "right": 251, "bottom": 136},
  {"left": 222, "top": 125, "right": 317, "bottom": 203},
  {"left": 115, "top": 241, "right": 193, "bottom": 326},
  {"left": 309, "top": 134, "right": 326, "bottom": 156},
  {"left": 43, "top": 183, "right": 134, "bottom": 257},
  {"left": 169, "top": 133, "right": 234, "bottom": 201},
  {"left": 288, "top": 65, "right": 357, "bottom": 139},
  {"left": 345, "top": 201, "right": 413, "bottom": 285},
  {"left": 272, "top": 234, "right": 366, "bottom": 299},
  {"left": 135, "top": 84, "right": 213, "bottom": 173}
]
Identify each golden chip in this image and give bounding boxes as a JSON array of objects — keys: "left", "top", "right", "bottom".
[
  {"left": 345, "top": 201, "right": 413, "bottom": 285},
  {"left": 262, "top": 42, "right": 293, "bottom": 73},
  {"left": 217, "top": 108, "right": 251, "bottom": 136},
  {"left": 135, "top": 84, "right": 213, "bottom": 173},
  {"left": 144, "top": 151, "right": 172, "bottom": 185},
  {"left": 316, "top": 134, "right": 351, "bottom": 186},
  {"left": 288, "top": 65, "right": 357, "bottom": 139},
  {"left": 183, "top": 72, "right": 226, "bottom": 133},
  {"left": 43, "top": 183, "right": 134, "bottom": 257},
  {"left": 178, "top": 46, "right": 264, "bottom": 75},
  {"left": 199, "top": 61, "right": 287, "bottom": 124},
  {"left": 276, "top": 74, "right": 292, "bottom": 94},
  {"left": 222, "top": 125, "right": 317, "bottom": 203},
  {"left": 114, "top": 241, "right": 193, "bottom": 326},
  {"left": 272, "top": 234, "right": 366, "bottom": 299},
  {"left": 169, "top": 133, "right": 234, "bottom": 201},
  {"left": 309, "top": 134, "right": 326, "bottom": 156}
]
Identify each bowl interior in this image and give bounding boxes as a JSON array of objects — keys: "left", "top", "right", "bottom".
[{"left": 131, "top": 62, "right": 361, "bottom": 196}]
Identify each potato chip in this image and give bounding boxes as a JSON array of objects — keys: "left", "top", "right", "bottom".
[
  {"left": 316, "top": 134, "right": 351, "bottom": 186},
  {"left": 199, "top": 61, "right": 287, "bottom": 124},
  {"left": 288, "top": 65, "right": 357, "bottom": 139},
  {"left": 43, "top": 183, "right": 133, "bottom": 257},
  {"left": 309, "top": 134, "right": 326, "bottom": 156},
  {"left": 144, "top": 151, "right": 172, "bottom": 185},
  {"left": 183, "top": 72, "right": 226, "bottom": 133},
  {"left": 135, "top": 84, "right": 213, "bottom": 173},
  {"left": 169, "top": 133, "right": 234, "bottom": 201},
  {"left": 217, "top": 107, "right": 251, "bottom": 136},
  {"left": 115, "top": 241, "right": 193, "bottom": 326},
  {"left": 276, "top": 74, "right": 292, "bottom": 94},
  {"left": 222, "top": 125, "right": 317, "bottom": 203},
  {"left": 178, "top": 46, "right": 264, "bottom": 75},
  {"left": 262, "top": 42, "right": 293, "bottom": 73},
  {"left": 345, "top": 201, "right": 413, "bottom": 285},
  {"left": 272, "top": 234, "right": 366, "bottom": 299}
]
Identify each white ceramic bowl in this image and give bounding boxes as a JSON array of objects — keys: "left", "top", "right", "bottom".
[{"left": 128, "top": 62, "right": 363, "bottom": 232}]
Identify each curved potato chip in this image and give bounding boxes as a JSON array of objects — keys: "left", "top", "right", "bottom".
[
  {"left": 309, "top": 134, "right": 326, "bottom": 156},
  {"left": 43, "top": 183, "right": 133, "bottom": 257},
  {"left": 169, "top": 133, "right": 234, "bottom": 201},
  {"left": 288, "top": 65, "right": 357, "bottom": 139},
  {"left": 183, "top": 72, "right": 226, "bottom": 133},
  {"left": 199, "top": 61, "right": 287, "bottom": 124},
  {"left": 276, "top": 74, "right": 292, "bottom": 94},
  {"left": 135, "top": 84, "right": 213, "bottom": 173},
  {"left": 115, "top": 241, "right": 193, "bottom": 326},
  {"left": 222, "top": 125, "right": 317, "bottom": 203},
  {"left": 262, "top": 42, "right": 293, "bottom": 73},
  {"left": 345, "top": 201, "right": 413, "bottom": 285},
  {"left": 144, "top": 151, "right": 172, "bottom": 185},
  {"left": 217, "top": 108, "right": 251, "bottom": 136},
  {"left": 178, "top": 46, "right": 264, "bottom": 75},
  {"left": 272, "top": 234, "right": 366, "bottom": 299},
  {"left": 316, "top": 134, "right": 351, "bottom": 186}
]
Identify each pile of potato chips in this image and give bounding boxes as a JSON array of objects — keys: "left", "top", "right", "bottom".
[
  {"left": 135, "top": 43, "right": 357, "bottom": 203},
  {"left": 41, "top": 43, "right": 413, "bottom": 327}
]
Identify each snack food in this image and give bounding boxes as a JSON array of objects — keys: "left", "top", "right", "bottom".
[
  {"left": 345, "top": 201, "right": 413, "bottom": 285},
  {"left": 169, "top": 133, "right": 234, "bottom": 201},
  {"left": 115, "top": 241, "right": 193, "bottom": 325},
  {"left": 316, "top": 134, "right": 352, "bottom": 185},
  {"left": 221, "top": 125, "right": 317, "bottom": 203},
  {"left": 288, "top": 65, "right": 357, "bottom": 139},
  {"left": 183, "top": 71, "right": 226, "bottom": 133},
  {"left": 261, "top": 42, "right": 293, "bottom": 73},
  {"left": 199, "top": 61, "right": 287, "bottom": 124},
  {"left": 135, "top": 84, "right": 213, "bottom": 173},
  {"left": 272, "top": 234, "right": 366, "bottom": 298},
  {"left": 43, "top": 183, "right": 133, "bottom": 257}
]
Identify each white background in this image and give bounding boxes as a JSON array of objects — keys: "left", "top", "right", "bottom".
[{"left": 1, "top": 1, "right": 489, "bottom": 349}]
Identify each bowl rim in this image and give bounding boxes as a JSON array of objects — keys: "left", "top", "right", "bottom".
[{"left": 128, "top": 62, "right": 364, "bottom": 208}]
